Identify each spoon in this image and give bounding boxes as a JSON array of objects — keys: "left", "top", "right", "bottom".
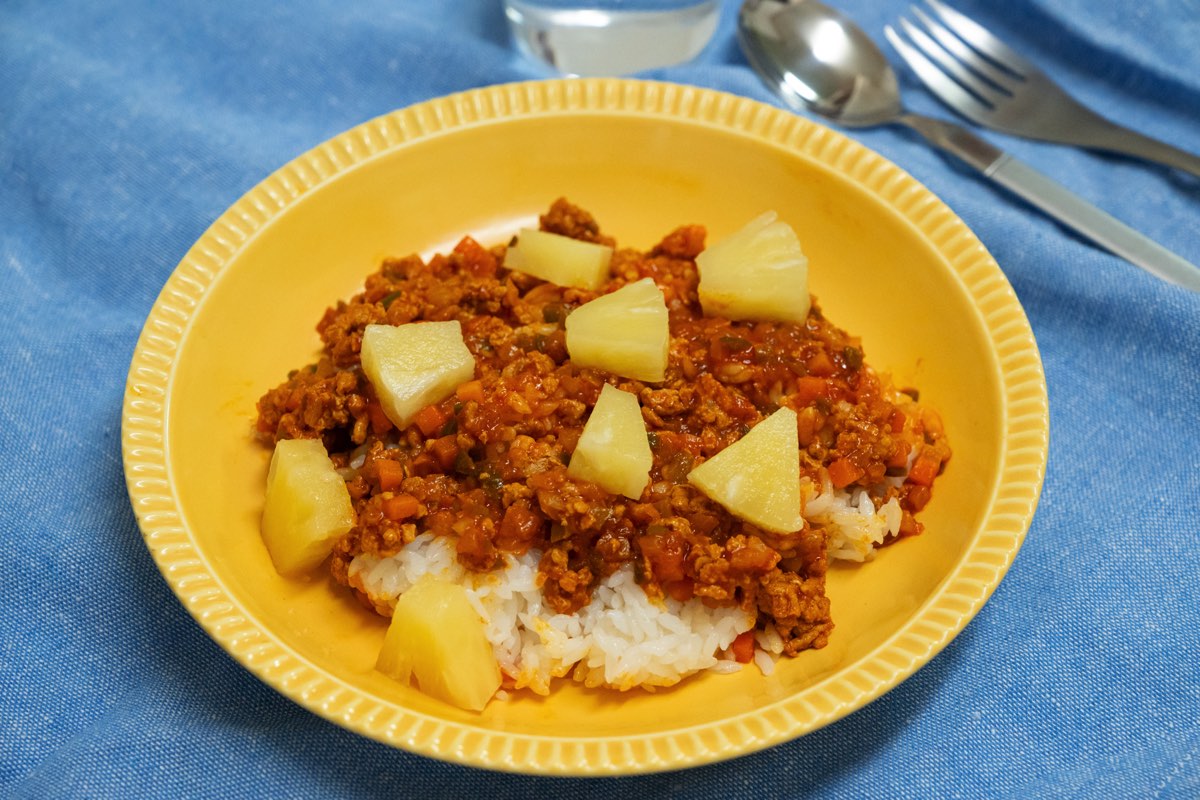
[{"left": 737, "top": 0, "right": 1200, "bottom": 292}]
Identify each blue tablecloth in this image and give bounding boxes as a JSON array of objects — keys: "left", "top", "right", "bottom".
[{"left": 3, "top": 1, "right": 1198, "bottom": 796}]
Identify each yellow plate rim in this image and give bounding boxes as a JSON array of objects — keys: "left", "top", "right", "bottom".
[{"left": 121, "top": 78, "right": 1048, "bottom": 774}]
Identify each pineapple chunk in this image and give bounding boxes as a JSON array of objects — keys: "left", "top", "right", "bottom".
[
  {"left": 360, "top": 321, "right": 475, "bottom": 429},
  {"left": 505, "top": 228, "right": 613, "bottom": 290},
  {"left": 695, "top": 211, "right": 810, "bottom": 323},
  {"left": 376, "top": 576, "right": 501, "bottom": 712},
  {"left": 567, "top": 384, "right": 653, "bottom": 499},
  {"left": 686, "top": 407, "right": 803, "bottom": 534},
  {"left": 564, "top": 278, "right": 669, "bottom": 382},
  {"left": 260, "top": 438, "right": 355, "bottom": 576}
]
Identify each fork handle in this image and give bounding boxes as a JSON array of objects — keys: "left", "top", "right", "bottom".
[
  {"left": 900, "top": 113, "right": 1200, "bottom": 292},
  {"left": 1066, "top": 108, "right": 1200, "bottom": 178}
]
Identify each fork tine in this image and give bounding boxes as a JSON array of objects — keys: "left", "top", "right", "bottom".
[
  {"left": 925, "top": 0, "right": 1035, "bottom": 76},
  {"left": 898, "top": 17, "right": 1004, "bottom": 108},
  {"left": 884, "top": 24, "right": 994, "bottom": 125},
  {"left": 910, "top": 6, "right": 1017, "bottom": 93}
]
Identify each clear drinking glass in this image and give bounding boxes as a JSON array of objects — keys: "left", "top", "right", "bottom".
[{"left": 504, "top": 0, "right": 720, "bottom": 77}]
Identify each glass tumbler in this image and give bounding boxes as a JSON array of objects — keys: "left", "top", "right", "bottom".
[{"left": 504, "top": 0, "right": 720, "bottom": 77}]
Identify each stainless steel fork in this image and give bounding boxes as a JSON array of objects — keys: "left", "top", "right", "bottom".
[{"left": 885, "top": 0, "right": 1200, "bottom": 177}]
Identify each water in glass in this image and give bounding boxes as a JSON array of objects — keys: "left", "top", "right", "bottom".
[{"left": 505, "top": 0, "right": 720, "bottom": 77}]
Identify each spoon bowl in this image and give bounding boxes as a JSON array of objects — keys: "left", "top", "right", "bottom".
[
  {"left": 738, "top": 0, "right": 901, "bottom": 126},
  {"left": 736, "top": 0, "right": 1200, "bottom": 290}
]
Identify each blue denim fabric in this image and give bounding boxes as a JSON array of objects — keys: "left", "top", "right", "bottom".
[{"left": 2, "top": 1, "right": 1198, "bottom": 797}]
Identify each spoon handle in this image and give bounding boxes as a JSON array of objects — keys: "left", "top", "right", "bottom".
[{"left": 899, "top": 114, "right": 1200, "bottom": 292}]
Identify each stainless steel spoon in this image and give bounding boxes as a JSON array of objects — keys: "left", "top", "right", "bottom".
[{"left": 737, "top": 0, "right": 1200, "bottom": 292}]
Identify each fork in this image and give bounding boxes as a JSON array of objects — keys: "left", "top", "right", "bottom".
[{"left": 884, "top": 0, "right": 1200, "bottom": 178}]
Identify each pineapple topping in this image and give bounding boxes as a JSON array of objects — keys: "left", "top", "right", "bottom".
[
  {"left": 261, "top": 438, "right": 356, "bottom": 576},
  {"left": 696, "top": 210, "right": 810, "bottom": 323},
  {"left": 567, "top": 384, "right": 653, "bottom": 499},
  {"left": 686, "top": 407, "right": 804, "bottom": 535},
  {"left": 360, "top": 321, "right": 476, "bottom": 429},
  {"left": 376, "top": 576, "right": 502, "bottom": 712},
  {"left": 564, "top": 278, "right": 669, "bottom": 383},
  {"left": 505, "top": 227, "right": 613, "bottom": 291}
]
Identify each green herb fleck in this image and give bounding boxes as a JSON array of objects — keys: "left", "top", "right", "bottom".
[
  {"left": 453, "top": 450, "right": 475, "bottom": 476},
  {"left": 720, "top": 335, "right": 753, "bottom": 352},
  {"left": 480, "top": 472, "right": 503, "bottom": 500},
  {"left": 633, "top": 557, "right": 646, "bottom": 583}
]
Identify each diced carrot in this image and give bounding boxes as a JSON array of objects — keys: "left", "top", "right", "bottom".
[
  {"left": 886, "top": 439, "right": 911, "bottom": 469},
  {"left": 453, "top": 235, "right": 498, "bottom": 277},
  {"left": 455, "top": 379, "right": 485, "bottom": 404},
  {"left": 731, "top": 631, "right": 755, "bottom": 664},
  {"left": 641, "top": 531, "right": 686, "bottom": 583},
  {"left": 663, "top": 579, "right": 695, "bottom": 603},
  {"left": 888, "top": 408, "right": 906, "bottom": 434},
  {"left": 376, "top": 459, "right": 405, "bottom": 492},
  {"left": 407, "top": 452, "right": 438, "bottom": 477},
  {"left": 828, "top": 457, "right": 865, "bottom": 489},
  {"left": 366, "top": 401, "right": 393, "bottom": 435},
  {"left": 496, "top": 503, "right": 543, "bottom": 553},
  {"left": 413, "top": 403, "right": 451, "bottom": 437},
  {"left": 794, "top": 376, "right": 828, "bottom": 405},
  {"left": 907, "top": 452, "right": 940, "bottom": 486},
  {"left": 381, "top": 493, "right": 420, "bottom": 521},
  {"left": 907, "top": 484, "right": 932, "bottom": 511},
  {"left": 428, "top": 435, "right": 459, "bottom": 471},
  {"left": 806, "top": 350, "right": 835, "bottom": 377}
]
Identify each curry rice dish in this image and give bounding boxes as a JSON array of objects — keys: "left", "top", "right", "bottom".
[{"left": 254, "top": 200, "right": 951, "bottom": 707}]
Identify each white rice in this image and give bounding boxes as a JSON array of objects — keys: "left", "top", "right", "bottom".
[
  {"left": 350, "top": 533, "right": 753, "bottom": 695},
  {"left": 349, "top": 469, "right": 903, "bottom": 694},
  {"left": 803, "top": 472, "right": 904, "bottom": 563}
]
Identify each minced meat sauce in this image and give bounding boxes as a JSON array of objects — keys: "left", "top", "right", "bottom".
[{"left": 255, "top": 199, "right": 951, "bottom": 657}]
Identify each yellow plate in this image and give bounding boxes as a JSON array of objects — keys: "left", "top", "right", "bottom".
[{"left": 122, "top": 79, "right": 1048, "bottom": 774}]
